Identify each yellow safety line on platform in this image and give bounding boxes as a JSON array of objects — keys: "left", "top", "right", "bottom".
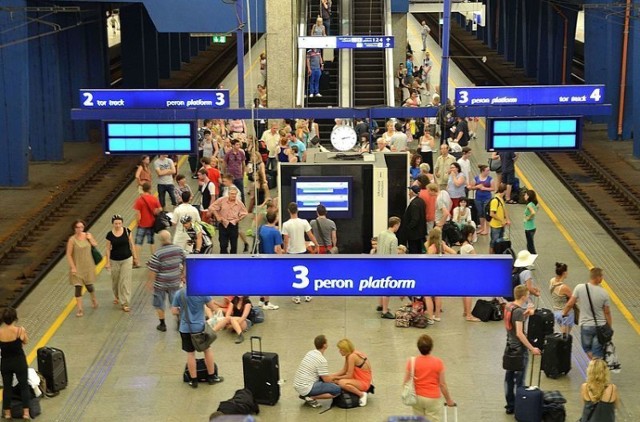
[
  {"left": 515, "top": 168, "right": 640, "bottom": 336},
  {"left": 25, "top": 155, "right": 189, "bottom": 365}
]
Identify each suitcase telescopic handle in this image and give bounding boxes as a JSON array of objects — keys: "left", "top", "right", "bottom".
[
  {"left": 529, "top": 352, "right": 542, "bottom": 387},
  {"left": 250, "top": 336, "right": 262, "bottom": 355},
  {"left": 443, "top": 402, "right": 458, "bottom": 422}
]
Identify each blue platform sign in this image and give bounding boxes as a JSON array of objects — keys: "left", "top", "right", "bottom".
[
  {"left": 336, "top": 36, "right": 394, "bottom": 49},
  {"left": 79, "top": 89, "right": 230, "bottom": 110},
  {"left": 186, "top": 255, "right": 513, "bottom": 297},
  {"left": 455, "top": 85, "right": 605, "bottom": 106}
]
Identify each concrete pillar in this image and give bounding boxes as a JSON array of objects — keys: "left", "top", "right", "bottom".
[
  {"left": 392, "top": 14, "right": 408, "bottom": 77},
  {"left": 0, "top": 0, "right": 29, "bottom": 185},
  {"left": 142, "top": 8, "right": 159, "bottom": 88},
  {"left": 180, "top": 33, "right": 192, "bottom": 63},
  {"left": 28, "top": 12, "right": 63, "bottom": 161},
  {"left": 265, "top": 0, "right": 296, "bottom": 107},
  {"left": 170, "top": 33, "right": 182, "bottom": 70},
  {"left": 120, "top": 5, "right": 146, "bottom": 88},
  {"left": 158, "top": 33, "right": 172, "bottom": 79}
]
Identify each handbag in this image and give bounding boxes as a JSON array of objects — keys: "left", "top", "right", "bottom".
[
  {"left": 141, "top": 195, "right": 169, "bottom": 233},
  {"left": 91, "top": 245, "right": 103, "bottom": 265},
  {"left": 489, "top": 157, "right": 501, "bottom": 172},
  {"left": 585, "top": 284, "right": 614, "bottom": 345},
  {"left": 402, "top": 357, "right": 417, "bottom": 406},
  {"left": 180, "top": 291, "right": 217, "bottom": 352}
]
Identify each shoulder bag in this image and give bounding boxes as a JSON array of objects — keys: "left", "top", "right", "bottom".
[
  {"left": 179, "top": 291, "right": 217, "bottom": 352},
  {"left": 314, "top": 219, "right": 338, "bottom": 254},
  {"left": 90, "top": 245, "right": 103, "bottom": 265},
  {"left": 402, "top": 357, "right": 417, "bottom": 406},
  {"left": 585, "top": 283, "right": 614, "bottom": 345},
  {"left": 141, "top": 195, "right": 169, "bottom": 233}
]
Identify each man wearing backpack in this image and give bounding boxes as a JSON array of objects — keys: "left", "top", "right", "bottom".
[
  {"left": 504, "top": 284, "right": 541, "bottom": 415},
  {"left": 488, "top": 183, "right": 510, "bottom": 254}
]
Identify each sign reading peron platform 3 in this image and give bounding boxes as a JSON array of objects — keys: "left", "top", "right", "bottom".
[
  {"left": 186, "top": 255, "right": 513, "bottom": 297},
  {"left": 455, "top": 85, "right": 605, "bottom": 106},
  {"left": 79, "top": 89, "right": 230, "bottom": 109}
]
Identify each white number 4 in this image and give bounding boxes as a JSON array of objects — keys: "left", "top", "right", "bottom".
[{"left": 589, "top": 88, "right": 601, "bottom": 102}]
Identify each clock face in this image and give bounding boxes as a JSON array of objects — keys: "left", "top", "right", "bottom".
[{"left": 330, "top": 125, "right": 357, "bottom": 151}]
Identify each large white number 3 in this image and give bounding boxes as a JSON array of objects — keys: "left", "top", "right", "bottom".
[
  {"left": 458, "top": 90, "right": 469, "bottom": 104},
  {"left": 82, "top": 92, "right": 94, "bottom": 107},
  {"left": 215, "top": 92, "right": 225, "bottom": 106},
  {"left": 292, "top": 265, "right": 310, "bottom": 289},
  {"left": 589, "top": 88, "right": 601, "bottom": 103}
]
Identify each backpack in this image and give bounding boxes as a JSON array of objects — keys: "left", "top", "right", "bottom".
[
  {"left": 504, "top": 268, "right": 524, "bottom": 301},
  {"left": 332, "top": 391, "right": 360, "bottom": 409},
  {"left": 248, "top": 306, "right": 265, "bottom": 324},
  {"left": 198, "top": 221, "right": 216, "bottom": 239},
  {"left": 484, "top": 197, "right": 500, "bottom": 222},
  {"left": 217, "top": 388, "right": 260, "bottom": 415},
  {"left": 504, "top": 302, "right": 520, "bottom": 331},
  {"left": 258, "top": 140, "right": 269, "bottom": 162}
]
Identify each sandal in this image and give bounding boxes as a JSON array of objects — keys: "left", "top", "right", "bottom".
[
  {"left": 506, "top": 199, "right": 518, "bottom": 204},
  {"left": 466, "top": 316, "right": 482, "bottom": 322},
  {"left": 113, "top": 298, "right": 119, "bottom": 305},
  {"left": 122, "top": 306, "right": 131, "bottom": 312},
  {"left": 91, "top": 298, "right": 99, "bottom": 309},
  {"left": 76, "top": 309, "right": 84, "bottom": 317}
]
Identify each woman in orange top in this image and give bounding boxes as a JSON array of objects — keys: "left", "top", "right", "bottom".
[
  {"left": 329, "top": 339, "right": 372, "bottom": 407},
  {"left": 403, "top": 334, "right": 455, "bottom": 421}
]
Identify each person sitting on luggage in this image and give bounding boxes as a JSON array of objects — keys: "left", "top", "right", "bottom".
[
  {"left": 0, "top": 308, "right": 31, "bottom": 420},
  {"left": 549, "top": 262, "right": 575, "bottom": 335},
  {"left": 404, "top": 334, "right": 455, "bottom": 421},
  {"left": 293, "top": 335, "right": 341, "bottom": 408},
  {"left": 328, "top": 339, "right": 373, "bottom": 407},
  {"left": 451, "top": 198, "right": 477, "bottom": 242},
  {"left": 504, "top": 285, "right": 541, "bottom": 415},
  {"left": 211, "top": 296, "right": 252, "bottom": 344}
]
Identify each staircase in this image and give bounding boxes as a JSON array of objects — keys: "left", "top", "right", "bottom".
[{"left": 352, "top": 0, "right": 386, "bottom": 107}]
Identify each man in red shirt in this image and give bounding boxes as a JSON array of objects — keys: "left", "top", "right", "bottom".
[{"left": 133, "top": 182, "right": 162, "bottom": 261}]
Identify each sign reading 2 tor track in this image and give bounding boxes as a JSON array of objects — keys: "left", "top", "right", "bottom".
[
  {"left": 79, "top": 89, "right": 230, "bottom": 110},
  {"left": 186, "top": 255, "right": 513, "bottom": 297}
]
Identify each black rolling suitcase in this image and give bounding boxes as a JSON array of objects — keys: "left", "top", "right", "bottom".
[
  {"left": 527, "top": 308, "right": 554, "bottom": 350},
  {"left": 37, "top": 347, "right": 67, "bottom": 394},
  {"left": 266, "top": 170, "right": 277, "bottom": 190},
  {"left": 514, "top": 354, "right": 544, "bottom": 422},
  {"left": 242, "top": 336, "right": 280, "bottom": 405},
  {"left": 542, "top": 333, "right": 572, "bottom": 379}
]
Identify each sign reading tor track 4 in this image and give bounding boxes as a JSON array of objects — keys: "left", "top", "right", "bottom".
[
  {"left": 186, "top": 255, "right": 513, "bottom": 297},
  {"left": 455, "top": 85, "right": 605, "bottom": 106},
  {"left": 79, "top": 89, "right": 230, "bottom": 110}
]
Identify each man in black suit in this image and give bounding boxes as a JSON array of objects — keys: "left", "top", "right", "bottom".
[{"left": 400, "top": 185, "right": 427, "bottom": 254}]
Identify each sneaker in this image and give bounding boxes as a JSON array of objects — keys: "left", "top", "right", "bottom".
[
  {"left": 207, "top": 375, "right": 224, "bottom": 384},
  {"left": 264, "top": 303, "right": 280, "bottom": 310},
  {"left": 304, "top": 296, "right": 312, "bottom": 302},
  {"left": 243, "top": 243, "right": 249, "bottom": 253},
  {"left": 235, "top": 334, "right": 245, "bottom": 344},
  {"left": 191, "top": 175, "right": 199, "bottom": 179},
  {"left": 315, "top": 93, "right": 322, "bottom": 97},
  {"left": 309, "top": 94, "right": 314, "bottom": 98},
  {"left": 188, "top": 379, "right": 198, "bottom": 389},
  {"left": 426, "top": 318, "right": 435, "bottom": 325},
  {"left": 433, "top": 317, "right": 442, "bottom": 322},
  {"left": 258, "top": 301, "right": 265, "bottom": 308},
  {"left": 359, "top": 392, "right": 368, "bottom": 407},
  {"left": 292, "top": 296, "right": 301, "bottom": 304},
  {"left": 156, "top": 323, "right": 167, "bottom": 332},
  {"left": 306, "top": 398, "right": 321, "bottom": 408},
  {"left": 381, "top": 312, "right": 395, "bottom": 319},
  {"left": 376, "top": 305, "right": 383, "bottom": 312}
]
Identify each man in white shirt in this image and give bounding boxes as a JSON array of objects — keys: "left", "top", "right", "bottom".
[
  {"left": 389, "top": 122, "right": 408, "bottom": 152},
  {"left": 282, "top": 202, "right": 319, "bottom": 304},
  {"left": 420, "top": 21, "right": 431, "bottom": 51},
  {"left": 172, "top": 192, "right": 202, "bottom": 251},
  {"left": 457, "top": 146, "right": 473, "bottom": 195},
  {"left": 261, "top": 121, "right": 280, "bottom": 172},
  {"left": 293, "top": 335, "right": 341, "bottom": 408}
]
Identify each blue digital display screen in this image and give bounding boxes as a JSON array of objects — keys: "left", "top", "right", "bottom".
[
  {"left": 455, "top": 85, "right": 605, "bottom": 106},
  {"left": 80, "top": 89, "right": 230, "bottom": 109},
  {"left": 487, "top": 117, "right": 582, "bottom": 151},
  {"left": 336, "top": 36, "right": 394, "bottom": 49},
  {"left": 292, "top": 176, "right": 353, "bottom": 219},
  {"left": 186, "top": 255, "right": 514, "bottom": 297},
  {"left": 103, "top": 121, "right": 195, "bottom": 155}
]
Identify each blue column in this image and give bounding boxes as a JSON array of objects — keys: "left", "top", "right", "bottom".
[
  {"left": 485, "top": 0, "right": 495, "bottom": 48},
  {"left": 504, "top": 0, "right": 516, "bottom": 62},
  {"left": 522, "top": 0, "right": 538, "bottom": 78},
  {"left": 170, "top": 33, "right": 182, "bottom": 70},
  {"left": 158, "top": 33, "right": 172, "bottom": 79},
  {"left": 142, "top": 9, "right": 159, "bottom": 88},
  {"left": 180, "top": 33, "right": 192, "bottom": 63},
  {"left": 440, "top": 0, "right": 451, "bottom": 108},
  {"left": 536, "top": 5, "right": 552, "bottom": 84},
  {"left": 28, "top": 12, "right": 63, "bottom": 161},
  {"left": 497, "top": 0, "right": 505, "bottom": 55},
  {"left": 120, "top": 5, "right": 145, "bottom": 88},
  {"left": 514, "top": 0, "right": 524, "bottom": 67},
  {"left": 0, "top": 0, "right": 29, "bottom": 186},
  {"left": 236, "top": 0, "right": 246, "bottom": 108}
]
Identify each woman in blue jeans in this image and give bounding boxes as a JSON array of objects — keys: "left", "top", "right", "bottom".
[{"left": 472, "top": 164, "right": 495, "bottom": 235}]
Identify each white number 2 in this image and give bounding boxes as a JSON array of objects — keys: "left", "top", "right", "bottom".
[
  {"left": 82, "top": 92, "right": 94, "bottom": 107},
  {"left": 458, "top": 90, "right": 469, "bottom": 104},
  {"left": 292, "top": 265, "right": 310, "bottom": 289},
  {"left": 215, "top": 92, "right": 225, "bottom": 106},
  {"left": 589, "top": 88, "right": 601, "bottom": 102}
]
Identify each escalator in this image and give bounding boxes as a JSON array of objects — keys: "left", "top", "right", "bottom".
[{"left": 352, "top": 0, "right": 386, "bottom": 107}]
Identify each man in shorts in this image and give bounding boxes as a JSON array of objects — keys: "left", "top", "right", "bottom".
[
  {"left": 133, "top": 182, "right": 162, "bottom": 263},
  {"left": 293, "top": 335, "right": 341, "bottom": 408},
  {"left": 147, "top": 230, "right": 186, "bottom": 332},
  {"left": 171, "top": 287, "right": 224, "bottom": 388}
]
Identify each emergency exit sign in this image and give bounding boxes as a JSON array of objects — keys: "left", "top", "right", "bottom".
[{"left": 212, "top": 35, "right": 227, "bottom": 43}]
